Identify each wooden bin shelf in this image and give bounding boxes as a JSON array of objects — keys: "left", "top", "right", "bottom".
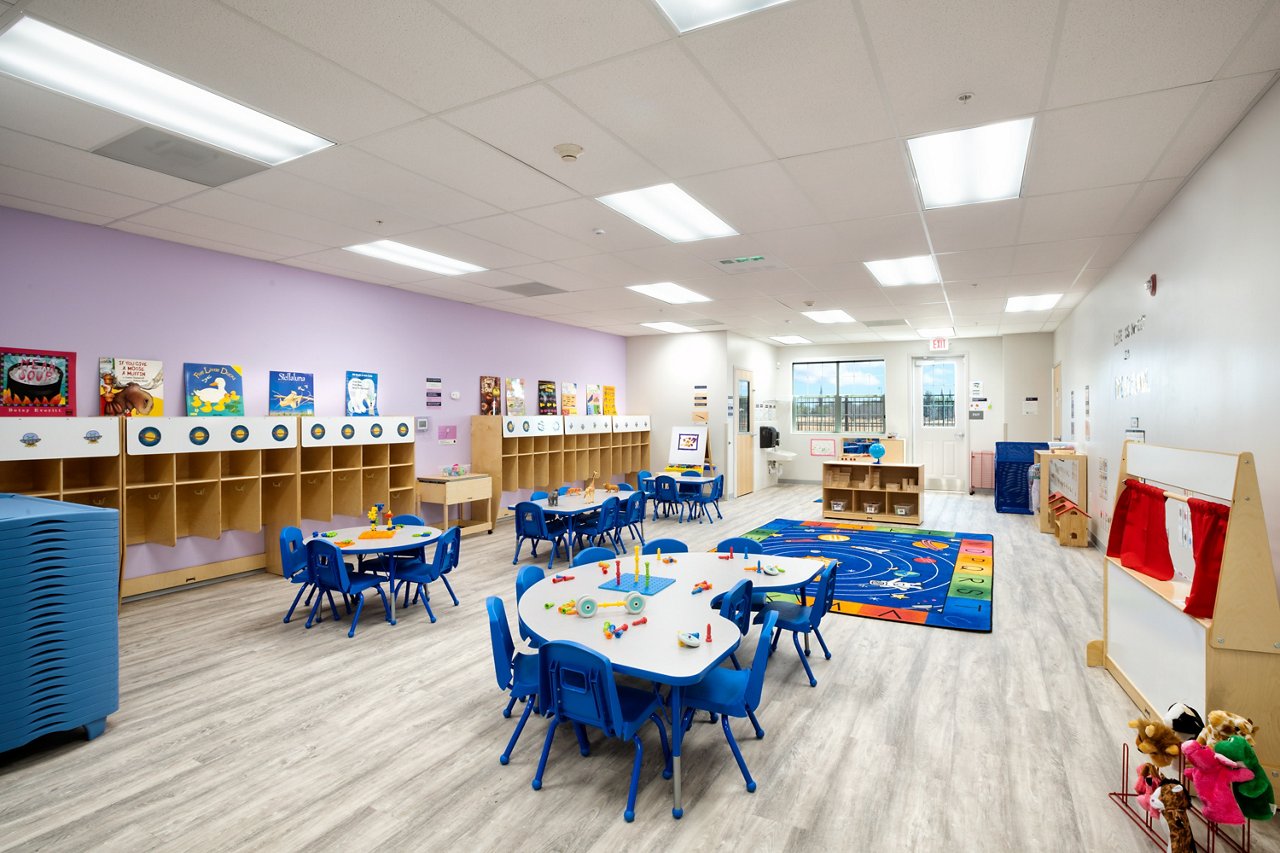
[{"left": 821, "top": 460, "right": 924, "bottom": 525}]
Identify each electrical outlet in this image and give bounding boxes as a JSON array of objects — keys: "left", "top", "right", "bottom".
[{"left": 1129, "top": 417, "right": 1139, "bottom": 429}]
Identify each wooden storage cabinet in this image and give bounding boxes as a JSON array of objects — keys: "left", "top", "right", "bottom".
[
  {"left": 299, "top": 416, "right": 416, "bottom": 523},
  {"left": 822, "top": 460, "right": 924, "bottom": 525},
  {"left": 417, "top": 473, "right": 493, "bottom": 536}
]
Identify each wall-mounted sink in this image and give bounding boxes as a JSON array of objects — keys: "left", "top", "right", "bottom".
[{"left": 764, "top": 448, "right": 797, "bottom": 462}]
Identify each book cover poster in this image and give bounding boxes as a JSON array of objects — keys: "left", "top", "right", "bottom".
[
  {"left": 269, "top": 370, "right": 314, "bottom": 415},
  {"left": 603, "top": 385, "right": 616, "bottom": 416},
  {"left": 505, "top": 377, "right": 526, "bottom": 415},
  {"left": 585, "top": 384, "right": 602, "bottom": 415},
  {"left": 185, "top": 363, "right": 244, "bottom": 416},
  {"left": 345, "top": 370, "right": 378, "bottom": 416},
  {"left": 537, "top": 380, "right": 557, "bottom": 415},
  {"left": 1, "top": 347, "right": 75, "bottom": 416},
  {"left": 99, "top": 357, "right": 162, "bottom": 416},
  {"left": 561, "top": 382, "right": 578, "bottom": 415},
  {"left": 479, "top": 375, "right": 501, "bottom": 415}
]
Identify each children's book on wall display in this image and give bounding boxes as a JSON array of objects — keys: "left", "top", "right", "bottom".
[
  {"left": 99, "top": 357, "right": 162, "bottom": 416},
  {"left": 479, "top": 375, "right": 501, "bottom": 415},
  {"left": 345, "top": 370, "right": 378, "bottom": 416},
  {"left": 505, "top": 377, "right": 526, "bottom": 415},
  {"left": 269, "top": 370, "right": 314, "bottom": 415},
  {"left": 1, "top": 347, "right": 75, "bottom": 416},
  {"left": 585, "top": 384, "right": 602, "bottom": 415},
  {"left": 537, "top": 379, "right": 557, "bottom": 415},
  {"left": 561, "top": 382, "right": 578, "bottom": 415},
  {"left": 603, "top": 385, "right": 616, "bottom": 416},
  {"left": 184, "top": 363, "right": 244, "bottom": 416}
]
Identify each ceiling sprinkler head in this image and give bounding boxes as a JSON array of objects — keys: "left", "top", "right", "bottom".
[{"left": 554, "top": 143, "right": 584, "bottom": 162}]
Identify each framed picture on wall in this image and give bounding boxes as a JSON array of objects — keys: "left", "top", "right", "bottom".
[{"left": 809, "top": 438, "right": 837, "bottom": 457}]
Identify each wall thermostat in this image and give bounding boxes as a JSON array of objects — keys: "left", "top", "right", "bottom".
[
  {"left": 416, "top": 416, "right": 430, "bottom": 432},
  {"left": 450, "top": 391, "right": 461, "bottom": 400}
]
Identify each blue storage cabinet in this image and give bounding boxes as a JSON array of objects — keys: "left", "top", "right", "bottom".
[
  {"left": 994, "top": 442, "right": 1049, "bottom": 514},
  {"left": 1, "top": 494, "right": 119, "bottom": 752}
]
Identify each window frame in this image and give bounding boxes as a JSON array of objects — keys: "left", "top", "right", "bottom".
[{"left": 791, "top": 358, "right": 887, "bottom": 434}]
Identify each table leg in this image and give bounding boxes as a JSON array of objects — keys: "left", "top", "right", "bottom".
[
  {"left": 565, "top": 516, "right": 575, "bottom": 563},
  {"left": 386, "top": 555, "right": 397, "bottom": 624},
  {"left": 670, "top": 684, "right": 684, "bottom": 819}
]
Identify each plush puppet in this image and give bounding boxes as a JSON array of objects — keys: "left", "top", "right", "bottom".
[
  {"left": 1152, "top": 780, "right": 1199, "bottom": 853},
  {"left": 1131, "top": 717, "right": 1183, "bottom": 768},
  {"left": 1135, "top": 763, "right": 1165, "bottom": 819},
  {"left": 1165, "top": 703, "right": 1206, "bottom": 742},
  {"left": 1213, "top": 735, "right": 1275, "bottom": 821},
  {"left": 1182, "top": 739, "right": 1252, "bottom": 824},
  {"left": 1197, "top": 710, "right": 1258, "bottom": 748}
]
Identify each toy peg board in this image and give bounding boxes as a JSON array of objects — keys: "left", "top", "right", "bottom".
[
  {"left": 598, "top": 575, "right": 677, "bottom": 596},
  {"left": 357, "top": 529, "right": 396, "bottom": 539}
]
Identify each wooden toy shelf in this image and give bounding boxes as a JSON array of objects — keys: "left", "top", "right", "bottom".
[
  {"left": 1087, "top": 442, "right": 1280, "bottom": 779},
  {"left": 821, "top": 460, "right": 924, "bottom": 525},
  {"left": 471, "top": 415, "right": 650, "bottom": 521},
  {"left": 417, "top": 473, "right": 493, "bottom": 537},
  {"left": 1036, "top": 449, "right": 1087, "bottom": 533}
]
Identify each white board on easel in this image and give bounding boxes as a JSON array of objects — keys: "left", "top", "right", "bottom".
[{"left": 668, "top": 426, "right": 708, "bottom": 467}]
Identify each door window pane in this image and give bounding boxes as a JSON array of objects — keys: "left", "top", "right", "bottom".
[
  {"left": 737, "top": 379, "right": 750, "bottom": 433},
  {"left": 921, "top": 362, "right": 956, "bottom": 427}
]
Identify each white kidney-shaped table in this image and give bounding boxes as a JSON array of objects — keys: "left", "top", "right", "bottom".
[
  {"left": 319, "top": 524, "right": 443, "bottom": 622},
  {"left": 517, "top": 550, "right": 829, "bottom": 818}
]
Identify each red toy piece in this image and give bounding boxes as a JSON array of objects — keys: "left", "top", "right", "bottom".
[
  {"left": 691, "top": 580, "right": 713, "bottom": 595},
  {"left": 551, "top": 574, "right": 575, "bottom": 584},
  {"left": 705, "top": 622, "right": 712, "bottom": 643},
  {"left": 631, "top": 617, "right": 648, "bottom": 626}
]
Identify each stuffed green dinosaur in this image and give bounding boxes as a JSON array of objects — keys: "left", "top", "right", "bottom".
[{"left": 1213, "top": 735, "right": 1275, "bottom": 821}]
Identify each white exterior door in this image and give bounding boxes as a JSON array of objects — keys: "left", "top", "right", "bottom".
[{"left": 912, "top": 356, "right": 968, "bottom": 492}]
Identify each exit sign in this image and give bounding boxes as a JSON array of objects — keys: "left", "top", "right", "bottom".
[{"left": 929, "top": 337, "right": 950, "bottom": 351}]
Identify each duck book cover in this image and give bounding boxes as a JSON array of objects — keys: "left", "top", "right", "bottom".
[
  {"left": 99, "top": 357, "right": 163, "bottom": 416},
  {"left": 184, "top": 362, "right": 244, "bottom": 416},
  {"left": 269, "top": 370, "right": 314, "bottom": 415},
  {"left": 1, "top": 347, "right": 75, "bottom": 416}
]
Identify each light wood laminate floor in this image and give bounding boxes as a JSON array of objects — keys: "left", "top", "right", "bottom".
[{"left": 2, "top": 486, "right": 1276, "bottom": 852}]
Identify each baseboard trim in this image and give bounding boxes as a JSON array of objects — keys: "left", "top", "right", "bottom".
[{"left": 121, "top": 554, "right": 267, "bottom": 599}]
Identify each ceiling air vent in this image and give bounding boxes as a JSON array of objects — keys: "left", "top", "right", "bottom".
[
  {"left": 496, "top": 282, "right": 565, "bottom": 297},
  {"left": 862, "top": 319, "right": 908, "bottom": 328},
  {"left": 93, "top": 127, "right": 267, "bottom": 186}
]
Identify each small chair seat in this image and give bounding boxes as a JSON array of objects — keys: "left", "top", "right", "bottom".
[
  {"left": 513, "top": 649, "right": 539, "bottom": 690},
  {"left": 756, "top": 599, "right": 807, "bottom": 629},
  {"left": 682, "top": 667, "right": 750, "bottom": 718}
]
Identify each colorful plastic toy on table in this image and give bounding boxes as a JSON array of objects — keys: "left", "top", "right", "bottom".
[
  {"left": 705, "top": 622, "right": 712, "bottom": 643},
  {"left": 677, "top": 631, "right": 702, "bottom": 648},
  {"left": 551, "top": 574, "right": 575, "bottom": 584},
  {"left": 334, "top": 539, "right": 354, "bottom": 547},
  {"left": 598, "top": 561, "right": 611, "bottom": 575},
  {"left": 557, "top": 600, "right": 578, "bottom": 616},
  {"left": 367, "top": 503, "right": 386, "bottom": 530},
  {"left": 573, "top": 591, "right": 645, "bottom": 619},
  {"left": 690, "top": 580, "right": 713, "bottom": 595}
]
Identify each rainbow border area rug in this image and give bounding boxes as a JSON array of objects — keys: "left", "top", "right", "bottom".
[{"left": 740, "top": 518, "right": 994, "bottom": 633}]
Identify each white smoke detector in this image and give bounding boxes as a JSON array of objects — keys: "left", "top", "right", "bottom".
[{"left": 554, "top": 143, "right": 583, "bottom": 162}]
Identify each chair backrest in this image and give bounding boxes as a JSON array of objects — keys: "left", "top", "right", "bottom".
[
  {"left": 596, "top": 496, "right": 619, "bottom": 529},
  {"left": 391, "top": 514, "right": 429, "bottom": 560},
  {"left": 638, "top": 470, "right": 655, "bottom": 494},
  {"left": 745, "top": 610, "right": 780, "bottom": 711},
  {"left": 624, "top": 491, "right": 645, "bottom": 524},
  {"left": 306, "top": 538, "right": 352, "bottom": 593},
  {"left": 642, "top": 538, "right": 688, "bottom": 555},
  {"left": 432, "top": 526, "right": 461, "bottom": 576},
  {"left": 486, "top": 596, "right": 515, "bottom": 691},
  {"left": 558, "top": 486, "right": 569, "bottom": 495},
  {"left": 572, "top": 546, "right": 617, "bottom": 568},
  {"left": 514, "top": 501, "right": 550, "bottom": 538},
  {"left": 530, "top": 490, "right": 549, "bottom": 502},
  {"left": 538, "top": 640, "right": 623, "bottom": 738},
  {"left": 680, "top": 470, "right": 700, "bottom": 478},
  {"left": 654, "top": 475, "right": 679, "bottom": 502},
  {"left": 716, "top": 537, "right": 763, "bottom": 555},
  {"left": 393, "top": 513, "right": 425, "bottom": 525},
  {"left": 279, "top": 527, "right": 308, "bottom": 581},
  {"left": 711, "top": 474, "right": 725, "bottom": 500},
  {"left": 617, "top": 483, "right": 634, "bottom": 491},
  {"left": 719, "top": 578, "right": 753, "bottom": 636},
  {"left": 810, "top": 562, "right": 838, "bottom": 630},
  {"left": 515, "top": 563, "right": 546, "bottom": 601}
]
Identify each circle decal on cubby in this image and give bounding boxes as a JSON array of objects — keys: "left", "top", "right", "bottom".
[
  {"left": 371, "top": 423, "right": 383, "bottom": 438},
  {"left": 138, "top": 426, "right": 162, "bottom": 447},
  {"left": 189, "top": 427, "right": 210, "bottom": 446},
  {"left": 396, "top": 422, "right": 410, "bottom": 437},
  {"left": 311, "top": 424, "right": 326, "bottom": 440},
  {"left": 272, "top": 424, "right": 289, "bottom": 442},
  {"left": 341, "top": 424, "right": 356, "bottom": 440},
  {"left": 505, "top": 420, "right": 515, "bottom": 434},
  {"left": 83, "top": 430, "right": 103, "bottom": 444},
  {"left": 230, "top": 425, "right": 250, "bottom": 444},
  {"left": 522, "top": 420, "right": 531, "bottom": 433}
]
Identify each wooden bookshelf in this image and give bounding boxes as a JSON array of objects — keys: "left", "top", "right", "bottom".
[
  {"left": 821, "top": 459, "right": 924, "bottom": 525},
  {"left": 299, "top": 416, "right": 418, "bottom": 522}
]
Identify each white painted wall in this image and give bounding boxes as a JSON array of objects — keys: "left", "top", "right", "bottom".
[
  {"left": 1002, "top": 333, "right": 1054, "bottom": 441},
  {"left": 1054, "top": 78, "right": 1280, "bottom": 578},
  {"left": 727, "top": 333, "right": 781, "bottom": 494}
]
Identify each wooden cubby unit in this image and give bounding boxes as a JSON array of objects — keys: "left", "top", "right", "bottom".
[
  {"left": 176, "top": 482, "right": 220, "bottom": 539},
  {"left": 221, "top": 478, "right": 262, "bottom": 532},
  {"left": 300, "top": 472, "right": 333, "bottom": 521},
  {"left": 300, "top": 446, "right": 331, "bottom": 473},
  {"left": 822, "top": 460, "right": 924, "bottom": 525}
]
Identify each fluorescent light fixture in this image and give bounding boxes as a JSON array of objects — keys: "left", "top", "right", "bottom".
[
  {"left": 864, "top": 255, "right": 940, "bottom": 287},
  {"left": 907, "top": 117, "right": 1034, "bottom": 209},
  {"left": 1006, "top": 293, "right": 1063, "bottom": 312},
  {"left": 651, "top": 0, "right": 796, "bottom": 32},
  {"left": 641, "top": 321, "right": 699, "bottom": 334},
  {"left": 916, "top": 327, "right": 955, "bottom": 338},
  {"left": 344, "top": 240, "right": 487, "bottom": 276},
  {"left": 802, "top": 309, "right": 855, "bottom": 324},
  {"left": 597, "top": 183, "right": 737, "bottom": 243},
  {"left": 628, "top": 282, "right": 711, "bottom": 304},
  {"left": 0, "top": 17, "right": 332, "bottom": 165},
  {"left": 770, "top": 335, "right": 812, "bottom": 345}
]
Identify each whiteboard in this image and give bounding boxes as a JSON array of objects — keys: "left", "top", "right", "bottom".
[{"left": 668, "top": 426, "right": 708, "bottom": 467}]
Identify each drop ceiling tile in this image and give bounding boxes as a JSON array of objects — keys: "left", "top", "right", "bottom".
[
  {"left": 0, "top": 193, "right": 113, "bottom": 226},
  {"left": 701, "top": 297, "right": 790, "bottom": 318},
  {"left": 678, "top": 234, "right": 772, "bottom": 262},
  {"left": 0, "top": 126, "right": 202, "bottom": 203},
  {"left": 924, "top": 199, "right": 1022, "bottom": 252},
  {"left": 172, "top": 190, "right": 379, "bottom": 247},
  {"left": 1046, "top": 0, "right": 1266, "bottom": 108},
  {"left": 1087, "top": 234, "right": 1138, "bottom": 268},
  {"left": 792, "top": 262, "right": 883, "bottom": 291},
  {"left": 949, "top": 298, "right": 1010, "bottom": 318},
  {"left": 358, "top": 120, "right": 577, "bottom": 212},
  {"left": 936, "top": 247, "right": 1015, "bottom": 280},
  {"left": 553, "top": 252, "right": 654, "bottom": 285},
  {"left": 861, "top": 0, "right": 1058, "bottom": 135},
  {"left": 1024, "top": 87, "right": 1203, "bottom": 195},
  {"left": 1111, "top": 178, "right": 1184, "bottom": 234},
  {"left": 390, "top": 226, "right": 540, "bottom": 270},
  {"left": 781, "top": 140, "right": 919, "bottom": 222},
  {"left": 410, "top": 279, "right": 513, "bottom": 304},
  {"left": 947, "top": 280, "right": 1011, "bottom": 301},
  {"left": 455, "top": 270, "right": 535, "bottom": 289},
  {"left": 122, "top": 205, "right": 327, "bottom": 257},
  {"left": 452, "top": 214, "right": 600, "bottom": 262},
  {"left": 111, "top": 220, "right": 282, "bottom": 260},
  {"left": 753, "top": 224, "right": 848, "bottom": 267},
  {"left": 1218, "top": 4, "right": 1280, "bottom": 77},
  {"left": 1010, "top": 238, "right": 1102, "bottom": 275},
  {"left": 614, "top": 245, "right": 723, "bottom": 280},
  {"left": 1067, "top": 270, "right": 1105, "bottom": 293},
  {"left": 990, "top": 271, "right": 1080, "bottom": 295},
  {"left": 1018, "top": 184, "right": 1138, "bottom": 243},
  {"left": 874, "top": 329, "right": 925, "bottom": 342},
  {"left": 29, "top": 0, "right": 424, "bottom": 142},
  {"left": 684, "top": 0, "right": 893, "bottom": 157},
  {"left": 503, "top": 261, "right": 614, "bottom": 292},
  {"left": 516, "top": 199, "right": 668, "bottom": 253},
  {"left": 1151, "top": 72, "right": 1276, "bottom": 179},
  {"left": 483, "top": 297, "right": 563, "bottom": 317},
  {"left": 682, "top": 161, "right": 822, "bottom": 233},
  {"left": 830, "top": 214, "right": 933, "bottom": 261},
  {"left": 220, "top": 0, "right": 530, "bottom": 113},
  {"left": 443, "top": 85, "right": 665, "bottom": 198},
  {"left": 224, "top": 169, "right": 439, "bottom": 236},
  {"left": 277, "top": 256, "right": 401, "bottom": 285},
  {"left": 0, "top": 164, "right": 156, "bottom": 219},
  {"left": 999, "top": 320, "right": 1050, "bottom": 334},
  {"left": 882, "top": 286, "right": 946, "bottom": 306},
  {"left": 719, "top": 268, "right": 825, "bottom": 296},
  {"left": 551, "top": 42, "right": 772, "bottom": 177},
  {"left": 0, "top": 75, "right": 139, "bottom": 150}
]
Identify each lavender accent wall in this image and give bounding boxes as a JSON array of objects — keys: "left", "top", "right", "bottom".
[{"left": 0, "top": 206, "right": 627, "bottom": 577}]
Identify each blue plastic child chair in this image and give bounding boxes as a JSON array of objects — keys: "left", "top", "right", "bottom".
[
  {"left": 305, "top": 538, "right": 392, "bottom": 638},
  {"left": 757, "top": 562, "right": 837, "bottom": 686},
  {"left": 573, "top": 496, "right": 622, "bottom": 553},
  {"left": 716, "top": 537, "right": 762, "bottom": 556},
  {"left": 512, "top": 501, "right": 569, "bottom": 570},
  {"left": 652, "top": 475, "right": 683, "bottom": 522},
  {"left": 572, "top": 546, "right": 618, "bottom": 568},
  {"left": 621, "top": 491, "right": 646, "bottom": 544},
  {"left": 392, "top": 526, "right": 461, "bottom": 623},
  {"left": 642, "top": 538, "right": 687, "bottom": 556},
  {"left": 280, "top": 527, "right": 336, "bottom": 624},
  {"left": 514, "top": 563, "right": 546, "bottom": 646},
  {"left": 486, "top": 596, "right": 541, "bottom": 765}
]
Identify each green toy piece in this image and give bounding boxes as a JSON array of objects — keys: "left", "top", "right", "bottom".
[{"left": 1213, "top": 735, "right": 1275, "bottom": 821}]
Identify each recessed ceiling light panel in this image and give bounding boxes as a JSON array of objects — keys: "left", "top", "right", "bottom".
[
  {"left": 1005, "top": 293, "right": 1063, "bottom": 312},
  {"left": 907, "top": 117, "right": 1034, "bottom": 209},
  {"left": 802, "top": 309, "right": 855, "bottom": 324},
  {"left": 628, "top": 282, "right": 711, "bottom": 304},
  {"left": 0, "top": 17, "right": 332, "bottom": 165},
  {"left": 864, "top": 255, "right": 940, "bottom": 287},
  {"left": 641, "top": 321, "right": 699, "bottom": 334},
  {"left": 345, "top": 240, "right": 486, "bottom": 276},
  {"left": 770, "top": 335, "right": 812, "bottom": 345},
  {"left": 651, "top": 0, "right": 796, "bottom": 33},
  {"left": 597, "top": 183, "right": 737, "bottom": 243}
]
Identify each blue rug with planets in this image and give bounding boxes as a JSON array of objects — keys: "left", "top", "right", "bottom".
[{"left": 740, "top": 518, "right": 994, "bottom": 633}]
